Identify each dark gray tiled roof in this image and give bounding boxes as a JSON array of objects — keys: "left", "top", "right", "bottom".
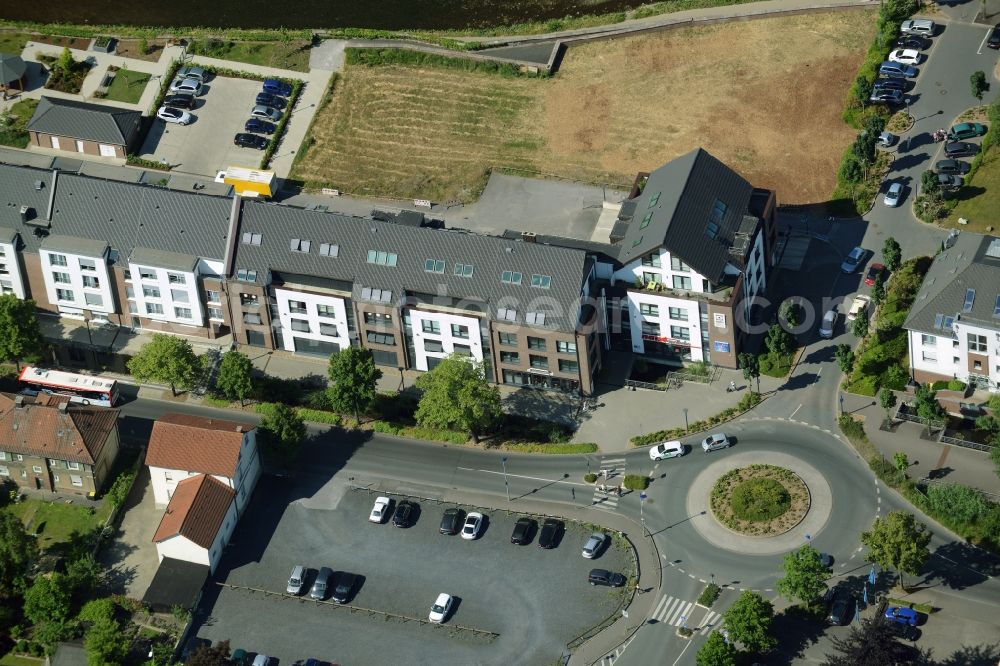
[
  {"left": 0, "top": 53, "right": 26, "bottom": 83},
  {"left": 130, "top": 247, "right": 198, "bottom": 272},
  {"left": 27, "top": 97, "right": 141, "bottom": 146},
  {"left": 0, "top": 227, "right": 17, "bottom": 244},
  {"left": 500, "top": 229, "right": 619, "bottom": 264},
  {"left": 41, "top": 234, "right": 108, "bottom": 257},
  {"left": 236, "top": 201, "right": 590, "bottom": 333},
  {"left": 616, "top": 148, "right": 753, "bottom": 282},
  {"left": 0, "top": 164, "right": 232, "bottom": 263},
  {"left": 905, "top": 233, "right": 1000, "bottom": 333}
]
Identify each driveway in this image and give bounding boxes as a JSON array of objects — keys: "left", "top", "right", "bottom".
[
  {"left": 98, "top": 465, "right": 161, "bottom": 598},
  {"left": 139, "top": 75, "right": 267, "bottom": 177},
  {"left": 191, "top": 477, "right": 632, "bottom": 665}
]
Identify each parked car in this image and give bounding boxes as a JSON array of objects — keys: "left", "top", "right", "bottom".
[
  {"left": 582, "top": 532, "right": 608, "bottom": 559},
  {"left": 244, "top": 118, "right": 276, "bottom": 135},
  {"left": 511, "top": 517, "right": 535, "bottom": 545},
  {"left": 819, "top": 308, "right": 837, "bottom": 339},
  {"left": 250, "top": 105, "right": 282, "bottom": 122},
  {"left": 818, "top": 552, "right": 833, "bottom": 569},
  {"left": 935, "top": 159, "right": 970, "bottom": 175},
  {"left": 429, "top": 592, "right": 453, "bottom": 623},
  {"left": 864, "top": 262, "right": 886, "bottom": 286},
  {"left": 827, "top": 589, "right": 851, "bottom": 625},
  {"left": 439, "top": 507, "right": 463, "bottom": 535},
  {"left": 263, "top": 78, "right": 293, "bottom": 97},
  {"left": 900, "top": 18, "right": 935, "bottom": 36},
  {"left": 841, "top": 246, "right": 867, "bottom": 273},
  {"left": 461, "top": 511, "right": 483, "bottom": 539},
  {"left": 944, "top": 141, "right": 978, "bottom": 158},
  {"left": 169, "top": 77, "right": 202, "bottom": 95},
  {"left": 888, "top": 49, "right": 920, "bottom": 65},
  {"left": 885, "top": 618, "right": 920, "bottom": 640},
  {"left": 255, "top": 92, "right": 286, "bottom": 109},
  {"left": 332, "top": 572, "right": 359, "bottom": 604},
  {"left": 885, "top": 606, "right": 919, "bottom": 626},
  {"left": 234, "top": 133, "right": 268, "bottom": 149},
  {"left": 162, "top": 92, "right": 196, "bottom": 110},
  {"left": 252, "top": 654, "right": 271, "bottom": 666},
  {"left": 588, "top": 569, "right": 626, "bottom": 587},
  {"left": 701, "top": 432, "right": 731, "bottom": 453},
  {"left": 895, "top": 35, "right": 927, "bottom": 50},
  {"left": 948, "top": 122, "right": 987, "bottom": 140},
  {"left": 231, "top": 648, "right": 251, "bottom": 666},
  {"left": 176, "top": 65, "right": 207, "bottom": 82},
  {"left": 936, "top": 173, "right": 962, "bottom": 190},
  {"left": 649, "top": 440, "right": 684, "bottom": 460},
  {"left": 287, "top": 565, "right": 306, "bottom": 595},
  {"left": 873, "top": 77, "right": 906, "bottom": 92},
  {"left": 369, "top": 496, "right": 390, "bottom": 523},
  {"left": 878, "top": 61, "right": 917, "bottom": 78},
  {"left": 847, "top": 294, "right": 870, "bottom": 322},
  {"left": 870, "top": 89, "right": 904, "bottom": 105},
  {"left": 988, "top": 23, "right": 1000, "bottom": 49},
  {"left": 310, "top": 566, "right": 332, "bottom": 600},
  {"left": 392, "top": 500, "right": 417, "bottom": 527},
  {"left": 877, "top": 131, "right": 897, "bottom": 147},
  {"left": 156, "top": 106, "right": 192, "bottom": 125},
  {"left": 883, "top": 182, "right": 904, "bottom": 207},
  {"left": 538, "top": 518, "right": 563, "bottom": 549}
]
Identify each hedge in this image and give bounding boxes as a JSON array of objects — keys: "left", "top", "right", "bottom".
[
  {"left": 500, "top": 442, "right": 598, "bottom": 454},
  {"left": 255, "top": 402, "right": 340, "bottom": 426},
  {"left": 697, "top": 583, "right": 721, "bottom": 607},
  {"left": 630, "top": 391, "right": 762, "bottom": 446},
  {"left": 959, "top": 97, "right": 1000, "bottom": 186},
  {"left": 344, "top": 47, "right": 548, "bottom": 77},
  {"left": 623, "top": 474, "right": 650, "bottom": 490}
]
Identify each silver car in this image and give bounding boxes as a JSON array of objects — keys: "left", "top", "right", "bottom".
[
  {"left": 169, "top": 77, "right": 202, "bottom": 95},
  {"left": 176, "top": 65, "right": 206, "bottom": 82},
  {"left": 250, "top": 105, "right": 282, "bottom": 122},
  {"left": 702, "top": 433, "right": 731, "bottom": 453},
  {"left": 582, "top": 532, "right": 607, "bottom": 559}
]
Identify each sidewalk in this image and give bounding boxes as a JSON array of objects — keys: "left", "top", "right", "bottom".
[{"left": 841, "top": 392, "right": 1000, "bottom": 496}]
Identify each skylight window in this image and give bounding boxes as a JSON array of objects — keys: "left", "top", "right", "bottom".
[
  {"left": 425, "top": 259, "right": 445, "bottom": 274},
  {"left": 530, "top": 274, "right": 551, "bottom": 289},
  {"left": 236, "top": 269, "right": 258, "bottom": 282},
  {"left": 639, "top": 212, "right": 652, "bottom": 229},
  {"left": 319, "top": 243, "right": 339, "bottom": 257},
  {"left": 290, "top": 238, "right": 311, "bottom": 253},
  {"left": 994, "top": 295, "right": 1000, "bottom": 318},
  {"left": 501, "top": 271, "right": 522, "bottom": 285},
  {"left": 934, "top": 314, "right": 944, "bottom": 329},
  {"left": 963, "top": 288, "right": 975, "bottom": 313},
  {"left": 241, "top": 232, "right": 262, "bottom": 245},
  {"left": 454, "top": 263, "right": 474, "bottom": 278},
  {"left": 361, "top": 287, "right": 392, "bottom": 303},
  {"left": 497, "top": 308, "right": 516, "bottom": 321},
  {"left": 367, "top": 250, "right": 398, "bottom": 267},
  {"left": 525, "top": 312, "right": 545, "bottom": 325},
  {"left": 647, "top": 192, "right": 661, "bottom": 208}
]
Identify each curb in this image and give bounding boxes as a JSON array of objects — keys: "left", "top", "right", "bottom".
[{"left": 628, "top": 392, "right": 773, "bottom": 448}]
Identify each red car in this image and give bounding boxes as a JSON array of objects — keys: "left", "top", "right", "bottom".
[{"left": 865, "top": 263, "right": 887, "bottom": 286}]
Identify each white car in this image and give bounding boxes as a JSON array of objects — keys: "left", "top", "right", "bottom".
[
  {"left": 888, "top": 49, "right": 920, "bottom": 65},
  {"left": 877, "top": 131, "right": 897, "bottom": 147},
  {"left": 819, "top": 308, "right": 837, "bottom": 339},
  {"left": 252, "top": 655, "right": 270, "bottom": 666},
  {"left": 369, "top": 496, "right": 390, "bottom": 523},
  {"left": 429, "top": 592, "right": 453, "bottom": 623},
  {"left": 648, "top": 440, "right": 684, "bottom": 460},
  {"left": 840, "top": 246, "right": 867, "bottom": 274},
  {"left": 702, "top": 433, "right": 731, "bottom": 453},
  {"left": 156, "top": 106, "right": 192, "bottom": 125},
  {"left": 883, "top": 182, "right": 903, "bottom": 207},
  {"left": 169, "top": 77, "right": 202, "bottom": 95},
  {"left": 847, "top": 294, "right": 871, "bottom": 322},
  {"left": 461, "top": 512, "right": 483, "bottom": 540}
]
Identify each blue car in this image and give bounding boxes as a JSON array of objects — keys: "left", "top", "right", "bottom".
[
  {"left": 262, "top": 78, "right": 293, "bottom": 97},
  {"left": 244, "top": 118, "right": 276, "bottom": 135},
  {"left": 884, "top": 606, "right": 918, "bottom": 626}
]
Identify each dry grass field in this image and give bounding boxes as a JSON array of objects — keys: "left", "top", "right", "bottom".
[{"left": 293, "top": 9, "right": 876, "bottom": 204}]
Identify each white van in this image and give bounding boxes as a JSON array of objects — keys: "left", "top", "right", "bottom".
[
  {"left": 649, "top": 440, "right": 685, "bottom": 461},
  {"left": 287, "top": 565, "right": 306, "bottom": 595},
  {"left": 900, "top": 19, "right": 935, "bottom": 36}
]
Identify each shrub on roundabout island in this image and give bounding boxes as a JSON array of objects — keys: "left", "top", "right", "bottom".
[
  {"left": 730, "top": 478, "right": 791, "bottom": 522},
  {"left": 710, "top": 464, "right": 809, "bottom": 536}
]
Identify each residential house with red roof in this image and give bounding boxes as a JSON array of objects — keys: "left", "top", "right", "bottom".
[
  {"left": 0, "top": 392, "right": 120, "bottom": 496},
  {"left": 145, "top": 413, "right": 260, "bottom": 517},
  {"left": 152, "top": 473, "right": 237, "bottom": 573}
]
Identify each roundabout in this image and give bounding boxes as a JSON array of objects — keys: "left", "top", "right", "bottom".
[{"left": 710, "top": 463, "right": 809, "bottom": 537}]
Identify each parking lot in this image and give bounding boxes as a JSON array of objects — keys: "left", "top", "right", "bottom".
[
  {"left": 191, "top": 477, "right": 633, "bottom": 665},
  {"left": 139, "top": 75, "right": 273, "bottom": 177}
]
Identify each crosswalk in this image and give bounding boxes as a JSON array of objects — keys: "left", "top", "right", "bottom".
[
  {"left": 590, "top": 456, "right": 626, "bottom": 512},
  {"left": 650, "top": 595, "right": 721, "bottom": 635}
]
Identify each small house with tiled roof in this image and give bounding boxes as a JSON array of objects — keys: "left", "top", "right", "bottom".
[
  {"left": 152, "top": 473, "right": 237, "bottom": 573},
  {"left": 146, "top": 412, "right": 260, "bottom": 516},
  {"left": 0, "top": 392, "right": 121, "bottom": 496},
  {"left": 27, "top": 96, "right": 141, "bottom": 159}
]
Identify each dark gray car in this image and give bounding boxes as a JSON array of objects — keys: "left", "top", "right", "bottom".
[{"left": 935, "top": 159, "right": 970, "bottom": 175}]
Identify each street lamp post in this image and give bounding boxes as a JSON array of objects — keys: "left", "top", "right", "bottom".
[
  {"left": 683, "top": 407, "right": 689, "bottom": 433},
  {"left": 501, "top": 456, "right": 510, "bottom": 502}
]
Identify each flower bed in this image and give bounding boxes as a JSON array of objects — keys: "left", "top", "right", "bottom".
[{"left": 710, "top": 464, "right": 810, "bottom": 536}]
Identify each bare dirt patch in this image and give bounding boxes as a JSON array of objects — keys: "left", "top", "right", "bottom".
[{"left": 293, "top": 10, "right": 875, "bottom": 203}]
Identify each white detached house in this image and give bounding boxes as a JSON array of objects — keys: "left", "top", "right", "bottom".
[
  {"left": 152, "top": 473, "right": 237, "bottom": 574},
  {"left": 145, "top": 413, "right": 260, "bottom": 517}
]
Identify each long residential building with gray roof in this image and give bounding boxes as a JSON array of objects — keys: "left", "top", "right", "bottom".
[{"left": 905, "top": 231, "right": 1000, "bottom": 392}]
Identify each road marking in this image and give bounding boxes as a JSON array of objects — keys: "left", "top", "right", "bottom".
[
  {"left": 455, "top": 467, "right": 588, "bottom": 486},
  {"left": 978, "top": 27, "right": 992, "bottom": 55},
  {"left": 934, "top": 553, "right": 994, "bottom": 579},
  {"left": 791, "top": 404, "right": 803, "bottom": 418},
  {"left": 817, "top": 367, "right": 823, "bottom": 376},
  {"left": 669, "top": 639, "right": 694, "bottom": 666},
  {"left": 699, "top": 611, "right": 721, "bottom": 635}
]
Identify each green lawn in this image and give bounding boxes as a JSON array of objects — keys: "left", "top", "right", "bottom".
[
  {"left": 188, "top": 39, "right": 312, "bottom": 72},
  {"left": 0, "top": 98, "right": 38, "bottom": 148},
  {"left": 6, "top": 498, "right": 111, "bottom": 553},
  {"left": 103, "top": 68, "right": 152, "bottom": 104},
  {"left": 760, "top": 350, "right": 794, "bottom": 378},
  {"left": 946, "top": 147, "right": 1000, "bottom": 233},
  {"left": 0, "top": 32, "right": 30, "bottom": 54},
  {"left": 0, "top": 653, "right": 44, "bottom": 666}
]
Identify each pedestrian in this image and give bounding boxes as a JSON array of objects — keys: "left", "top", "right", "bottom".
[
  {"left": 571, "top": 487, "right": 576, "bottom": 500},
  {"left": 634, "top": 582, "right": 643, "bottom": 594}
]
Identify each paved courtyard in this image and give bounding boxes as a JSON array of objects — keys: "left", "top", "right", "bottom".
[
  {"left": 98, "top": 466, "right": 161, "bottom": 598},
  {"left": 192, "top": 476, "right": 632, "bottom": 665}
]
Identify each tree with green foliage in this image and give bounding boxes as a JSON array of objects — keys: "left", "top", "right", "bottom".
[
  {"left": 127, "top": 333, "right": 201, "bottom": 396},
  {"left": 871, "top": 274, "right": 886, "bottom": 308},
  {"left": 85, "top": 616, "right": 130, "bottom": 666},
  {"left": 0, "top": 510, "right": 37, "bottom": 593},
  {"left": 57, "top": 47, "right": 74, "bottom": 73},
  {"left": 737, "top": 352, "right": 760, "bottom": 393},
  {"left": 879, "top": 387, "right": 897, "bottom": 421},
  {"left": 765, "top": 323, "right": 794, "bottom": 356},
  {"left": 853, "top": 75, "right": 871, "bottom": 111},
  {"left": 415, "top": 356, "right": 501, "bottom": 443},
  {"left": 0, "top": 294, "right": 44, "bottom": 369},
  {"left": 186, "top": 640, "right": 232, "bottom": 666},
  {"left": 780, "top": 300, "right": 801, "bottom": 329},
  {"left": 104, "top": 470, "right": 134, "bottom": 510},
  {"left": 327, "top": 347, "right": 382, "bottom": 423},
  {"left": 823, "top": 618, "right": 932, "bottom": 666},
  {"left": 971, "top": 70, "right": 989, "bottom": 101},
  {"left": 912, "top": 383, "right": 945, "bottom": 423},
  {"left": 216, "top": 350, "right": 254, "bottom": 406},
  {"left": 839, "top": 153, "right": 865, "bottom": 185},
  {"left": 260, "top": 403, "right": 305, "bottom": 463},
  {"left": 723, "top": 590, "right": 776, "bottom": 651},
  {"left": 920, "top": 170, "right": 941, "bottom": 197},
  {"left": 65, "top": 554, "right": 102, "bottom": 605},
  {"left": 880, "top": 0, "right": 919, "bottom": 22},
  {"left": 926, "top": 483, "right": 991, "bottom": 525},
  {"left": 882, "top": 237, "right": 902, "bottom": 273},
  {"left": 24, "top": 573, "right": 72, "bottom": 626},
  {"left": 835, "top": 344, "right": 855, "bottom": 374},
  {"left": 77, "top": 597, "right": 116, "bottom": 625},
  {"left": 852, "top": 311, "right": 869, "bottom": 339},
  {"left": 853, "top": 130, "right": 878, "bottom": 167},
  {"left": 695, "top": 631, "right": 738, "bottom": 666},
  {"left": 991, "top": 441, "right": 1000, "bottom": 483},
  {"left": 861, "top": 511, "right": 931, "bottom": 589},
  {"left": 864, "top": 114, "right": 887, "bottom": 137},
  {"left": 777, "top": 545, "right": 829, "bottom": 606},
  {"left": 893, "top": 451, "right": 909, "bottom": 472}
]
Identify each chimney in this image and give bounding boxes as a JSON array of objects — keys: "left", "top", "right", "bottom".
[
  {"left": 58, "top": 402, "right": 69, "bottom": 414},
  {"left": 14, "top": 395, "right": 24, "bottom": 409},
  {"left": 46, "top": 169, "right": 58, "bottom": 222},
  {"left": 521, "top": 232, "right": 537, "bottom": 243},
  {"left": 235, "top": 425, "right": 244, "bottom": 433}
]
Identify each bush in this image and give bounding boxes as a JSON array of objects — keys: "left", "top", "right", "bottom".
[
  {"left": 697, "top": 583, "right": 721, "bottom": 607},
  {"left": 372, "top": 420, "right": 402, "bottom": 435},
  {"left": 926, "top": 483, "right": 991, "bottom": 525},
  {"left": 344, "top": 47, "right": 547, "bottom": 77},
  {"left": 584, "top": 473, "right": 598, "bottom": 484},
  {"left": 730, "top": 478, "right": 791, "bottom": 522},
  {"left": 630, "top": 392, "right": 762, "bottom": 446},
  {"left": 295, "top": 408, "right": 341, "bottom": 426},
  {"left": 103, "top": 470, "right": 135, "bottom": 509},
  {"left": 499, "top": 442, "right": 598, "bottom": 454},
  {"left": 623, "top": 474, "right": 650, "bottom": 491}
]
